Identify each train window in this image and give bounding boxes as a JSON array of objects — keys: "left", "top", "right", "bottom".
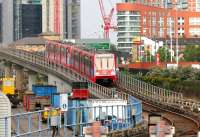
[
  {"left": 64, "top": 48, "right": 66, "bottom": 57},
  {"left": 107, "top": 59, "right": 109, "bottom": 69},
  {"left": 100, "top": 59, "right": 103, "bottom": 69},
  {"left": 75, "top": 52, "right": 79, "bottom": 68},
  {"left": 53, "top": 45, "right": 56, "bottom": 55},
  {"left": 84, "top": 56, "right": 89, "bottom": 73},
  {"left": 61, "top": 47, "right": 66, "bottom": 61},
  {"left": 90, "top": 59, "right": 93, "bottom": 76},
  {"left": 80, "top": 82, "right": 88, "bottom": 89},
  {"left": 95, "top": 57, "right": 102, "bottom": 70},
  {"left": 66, "top": 49, "right": 68, "bottom": 64}
]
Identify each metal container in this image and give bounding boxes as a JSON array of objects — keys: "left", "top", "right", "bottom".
[
  {"left": 51, "top": 93, "right": 68, "bottom": 109},
  {"left": 51, "top": 93, "right": 60, "bottom": 108},
  {"left": 32, "top": 85, "right": 57, "bottom": 96},
  {"left": 23, "top": 94, "right": 51, "bottom": 111},
  {"left": 128, "top": 96, "right": 142, "bottom": 125},
  {"left": 67, "top": 97, "right": 142, "bottom": 130},
  {"left": 67, "top": 99, "right": 88, "bottom": 126}
]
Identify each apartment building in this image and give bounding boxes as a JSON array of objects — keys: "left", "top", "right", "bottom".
[{"left": 117, "top": 1, "right": 200, "bottom": 52}]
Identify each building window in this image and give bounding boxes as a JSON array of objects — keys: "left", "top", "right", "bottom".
[
  {"left": 189, "top": 28, "right": 200, "bottom": 36},
  {"left": 189, "top": 17, "right": 200, "bottom": 25},
  {"left": 178, "top": 17, "right": 184, "bottom": 25}
]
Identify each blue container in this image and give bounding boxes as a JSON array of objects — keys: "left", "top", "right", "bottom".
[
  {"left": 51, "top": 94, "right": 60, "bottom": 108},
  {"left": 128, "top": 96, "right": 142, "bottom": 126},
  {"left": 67, "top": 99, "right": 88, "bottom": 126},
  {"left": 32, "top": 85, "right": 57, "bottom": 96}
]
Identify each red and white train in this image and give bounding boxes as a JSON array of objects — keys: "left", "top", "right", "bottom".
[{"left": 45, "top": 41, "right": 117, "bottom": 83}]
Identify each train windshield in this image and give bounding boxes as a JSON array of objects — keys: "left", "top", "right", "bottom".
[{"left": 95, "top": 54, "right": 115, "bottom": 70}]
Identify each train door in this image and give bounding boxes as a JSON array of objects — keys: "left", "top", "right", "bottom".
[
  {"left": 66, "top": 47, "right": 70, "bottom": 67},
  {"left": 54, "top": 45, "right": 59, "bottom": 63},
  {"left": 79, "top": 53, "right": 83, "bottom": 73},
  {"left": 84, "top": 56, "right": 89, "bottom": 77},
  {"left": 74, "top": 52, "right": 79, "bottom": 70},
  {"left": 71, "top": 49, "right": 75, "bottom": 69},
  {"left": 89, "top": 57, "right": 94, "bottom": 78},
  {"left": 50, "top": 44, "right": 54, "bottom": 61},
  {"left": 82, "top": 55, "right": 86, "bottom": 75},
  {"left": 61, "top": 46, "right": 66, "bottom": 65}
]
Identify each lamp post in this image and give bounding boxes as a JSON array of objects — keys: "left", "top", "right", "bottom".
[
  {"left": 175, "top": 4, "right": 179, "bottom": 67},
  {"left": 168, "top": 2, "right": 181, "bottom": 66},
  {"left": 169, "top": 16, "right": 173, "bottom": 62}
]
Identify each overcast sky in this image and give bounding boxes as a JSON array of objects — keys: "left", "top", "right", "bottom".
[{"left": 81, "top": 0, "right": 122, "bottom": 44}]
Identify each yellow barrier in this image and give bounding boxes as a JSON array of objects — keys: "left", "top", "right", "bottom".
[{"left": 1, "top": 78, "right": 15, "bottom": 95}]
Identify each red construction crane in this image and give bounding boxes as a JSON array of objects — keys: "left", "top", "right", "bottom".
[{"left": 98, "top": 0, "right": 116, "bottom": 39}]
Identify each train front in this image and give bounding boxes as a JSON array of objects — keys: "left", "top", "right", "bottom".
[{"left": 94, "top": 53, "right": 117, "bottom": 84}]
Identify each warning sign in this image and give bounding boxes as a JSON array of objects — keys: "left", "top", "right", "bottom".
[{"left": 60, "top": 94, "right": 68, "bottom": 111}]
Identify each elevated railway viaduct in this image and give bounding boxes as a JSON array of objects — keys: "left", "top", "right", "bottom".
[{"left": 0, "top": 47, "right": 200, "bottom": 136}]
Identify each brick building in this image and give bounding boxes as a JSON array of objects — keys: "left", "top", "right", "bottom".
[{"left": 117, "top": 1, "right": 200, "bottom": 52}]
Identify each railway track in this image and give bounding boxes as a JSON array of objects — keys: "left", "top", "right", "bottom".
[
  {"left": 143, "top": 101, "right": 199, "bottom": 136},
  {"left": 116, "top": 85, "right": 200, "bottom": 137}
]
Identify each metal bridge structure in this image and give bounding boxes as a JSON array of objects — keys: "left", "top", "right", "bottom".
[{"left": 0, "top": 47, "right": 200, "bottom": 136}]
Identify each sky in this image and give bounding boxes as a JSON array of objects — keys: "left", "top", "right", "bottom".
[{"left": 80, "top": 0, "right": 122, "bottom": 44}]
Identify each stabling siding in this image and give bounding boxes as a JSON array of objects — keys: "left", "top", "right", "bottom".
[{"left": 0, "top": 92, "right": 11, "bottom": 137}]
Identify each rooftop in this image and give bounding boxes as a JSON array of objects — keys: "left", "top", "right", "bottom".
[{"left": 9, "top": 37, "right": 46, "bottom": 46}]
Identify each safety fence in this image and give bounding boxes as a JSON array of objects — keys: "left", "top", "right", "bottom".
[
  {"left": 117, "top": 72, "right": 200, "bottom": 111},
  {"left": 1, "top": 104, "right": 143, "bottom": 137}
]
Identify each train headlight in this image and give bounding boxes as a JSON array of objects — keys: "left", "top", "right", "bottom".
[
  {"left": 111, "top": 71, "right": 115, "bottom": 75},
  {"left": 96, "top": 72, "right": 100, "bottom": 75}
]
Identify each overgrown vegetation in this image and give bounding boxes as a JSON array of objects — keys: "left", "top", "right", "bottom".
[
  {"left": 133, "top": 67, "right": 200, "bottom": 100},
  {"left": 184, "top": 45, "right": 200, "bottom": 61}
]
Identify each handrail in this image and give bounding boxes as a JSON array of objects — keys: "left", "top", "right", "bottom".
[{"left": 116, "top": 71, "right": 200, "bottom": 111}]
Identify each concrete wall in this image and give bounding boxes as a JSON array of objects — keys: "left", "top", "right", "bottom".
[{"left": 48, "top": 74, "right": 72, "bottom": 93}]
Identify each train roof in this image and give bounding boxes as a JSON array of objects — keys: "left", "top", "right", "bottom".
[
  {"left": 74, "top": 45, "right": 111, "bottom": 54},
  {"left": 46, "top": 40, "right": 113, "bottom": 55}
]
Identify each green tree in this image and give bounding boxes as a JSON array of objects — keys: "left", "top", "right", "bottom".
[
  {"left": 144, "top": 50, "right": 155, "bottom": 62},
  {"left": 110, "top": 44, "right": 117, "bottom": 51},
  {"left": 184, "top": 45, "right": 200, "bottom": 61},
  {"left": 156, "top": 46, "right": 171, "bottom": 62}
]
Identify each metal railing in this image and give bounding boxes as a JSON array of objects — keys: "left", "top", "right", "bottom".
[
  {"left": 1, "top": 104, "right": 143, "bottom": 137},
  {"left": 116, "top": 72, "right": 200, "bottom": 111}
]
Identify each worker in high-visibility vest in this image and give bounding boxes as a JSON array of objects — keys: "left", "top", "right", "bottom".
[{"left": 50, "top": 109, "right": 60, "bottom": 137}]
